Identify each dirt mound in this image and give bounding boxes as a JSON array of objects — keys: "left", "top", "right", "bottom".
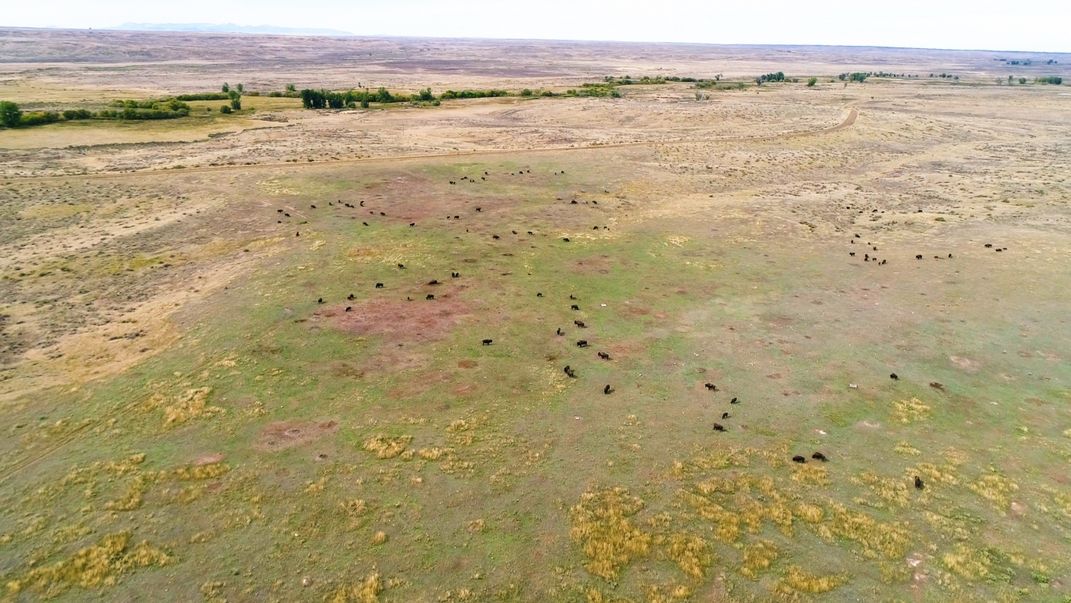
[
  {"left": 329, "top": 296, "right": 473, "bottom": 344},
  {"left": 255, "top": 419, "right": 339, "bottom": 452}
]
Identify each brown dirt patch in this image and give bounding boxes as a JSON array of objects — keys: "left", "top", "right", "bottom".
[
  {"left": 573, "top": 255, "right": 614, "bottom": 275},
  {"left": 255, "top": 419, "right": 339, "bottom": 452},
  {"left": 458, "top": 359, "right": 478, "bottom": 368},
  {"left": 328, "top": 295, "right": 473, "bottom": 344},
  {"left": 387, "top": 371, "right": 450, "bottom": 399},
  {"left": 194, "top": 453, "right": 224, "bottom": 466},
  {"left": 621, "top": 305, "right": 651, "bottom": 317}
]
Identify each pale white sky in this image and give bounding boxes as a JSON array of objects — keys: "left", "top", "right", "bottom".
[{"left": 6, "top": 0, "right": 1071, "bottom": 53}]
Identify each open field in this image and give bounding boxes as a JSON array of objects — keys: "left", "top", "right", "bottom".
[{"left": 1, "top": 28, "right": 1071, "bottom": 602}]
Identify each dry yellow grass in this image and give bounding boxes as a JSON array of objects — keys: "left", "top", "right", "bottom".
[
  {"left": 173, "top": 462, "right": 230, "bottom": 480},
  {"left": 790, "top": 464, "right": 830, "bottom": 486},
  {"left": 162, "top": 387, "right": 223, "bottom": 426},
  {"left": 660, "top": 532, "right": 712, "bottom": 579},
  {"left": 893, "top": 441, "right": 921, "bottom": 456},
  {"left": 775, "top": 565, "right": 846, "bottom": 596},
  {"left": 821, "top": 503, "right": 909, "bottom": 560},
  {"left": 853, "top": 471, "right": 909, "bottom": 508},
  {"left": 341, "top": 498, "right": 368, "bottom": 519},
  {"left": 328, "top": 572, "right": 384, "bottom": 603},
  {"left": 104, "top": 476, "right": 151, "bottom": 511},
  {"left": 645, "top": 583, "right": 692, "bottom": 602},
  {"left": 967, "top": 472, "right": 1019, "bottom": 510},
  {"left": 941, "top": 544, "right": 992, "bottom": 580},
  {"left": 739, "top": 540, "right": 780, "bottom": 579},
  {"left": 892, "top": 397, "right": 932, "bottom": 424},
  {"left": 570, "top": 487, "right": 653, "bottom": 581},
  {"left": 362, "top": 435, "right": 413, "bottom": 459},
  {"left": 5, "top": 532, "right": 171, "bottom": 597},
  {"left": 794, "top": 503, "right": 824, "bottom": 524},
  {"left": 416, "top": 447, "right": 449, "bottom": 461},
  {"left": 679, "top": 490, "right": 741, "bottom": 543}
]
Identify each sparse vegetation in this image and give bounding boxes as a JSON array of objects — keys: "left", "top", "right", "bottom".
[{"left": 1, "top": 31, "right": 1069, "bottom": 603}]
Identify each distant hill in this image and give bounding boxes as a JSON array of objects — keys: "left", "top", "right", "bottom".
[{"left": 113, "top": 22, "right": 352, "bottom": 36}]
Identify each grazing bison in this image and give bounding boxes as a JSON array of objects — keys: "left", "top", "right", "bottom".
[
  {"left": 576, "top": 340, "right": 589, "bottom": 348},
  {"left": 597, "top": 352, "right": 611, "bottom": 360},
  {"left": 574, "top": 320, "right": 586, "bottom": 328},
  {"left": 721, "top": 412, "right": 730, "bottom": 419},
  {"left": 730, "top": 397, "right": 740, "bottom": 404},
  {"left": 556, "top": 327, "right": 564, "bottom": 336},
  {"left": 603, "top": 384, "right": 614, "bottom": 395},
  {"left": 704, "top": 383, "right": 717, "bottom": 391},
  {"left": 792, "top": 455, "right": 807, "bottom": 464},
  {"left": 426, "top": 294, "right": 435, "bottom": 300},
  {"left": 890, "top": 373, "right": 899, "bottom": 380},
  {"left": 713, "top": 423, "right": 726, "bottom": 432},
  {"left": 914, "top": 475, "right": 925, "bottom": 490},
  {"left": 564, "top": 365, "right": 577, "bottom": 378},
  {"left": 571, "top": 304, "right": 580, "bottom": 311},
  {"left": 375, "top": 283, "right": 384, "bottom": 289},
  {"left": 482, "top": 339, "right": 493, "bottom": 346},
  {"left": 812, "top": 452, "right": 828, "bottom": 462}
]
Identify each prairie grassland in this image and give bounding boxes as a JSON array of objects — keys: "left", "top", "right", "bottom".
[{"left": 1, "top": 30, "right": 1070, "bottom": 602}]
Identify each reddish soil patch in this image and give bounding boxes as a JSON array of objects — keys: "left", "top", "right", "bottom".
[
  {"left": 387, "top": 371, "right": 450, "bottom": 399},
  {"left": 622, "top": 305, "right": 651, "bottom": 317},
  {"left": 329, "top": 295, "right": 472, "bottom": 344},
  {"left": 573, "top": 255, "right": 614, "bottom": 275},
  {"left": 458, "top": 359, "right": 478, "bottom": 368},
  {"left": 255, "top": 419, "right": 339, "bottom": 452}
]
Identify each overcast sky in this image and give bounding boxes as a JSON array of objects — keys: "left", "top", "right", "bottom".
[{"left": 6, "top": 0, "right": 1070, "bottom": 53}]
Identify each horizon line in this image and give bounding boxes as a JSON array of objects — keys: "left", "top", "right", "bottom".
[{"left": 4, "top": 24, "right": 1071, "bottom": 56}]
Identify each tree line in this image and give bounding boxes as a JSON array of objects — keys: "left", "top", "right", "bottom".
[{"left": 0, "top": 98, "right": 192, "bottom": 128}]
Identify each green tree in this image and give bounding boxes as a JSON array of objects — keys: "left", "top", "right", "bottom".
[
  {"left": 0, "top": 100, "right": 22, "bottom": 128},
  {"left": 286, "top": 83, "right": 296, "bottom": 92},
  {"left": 220, "top": 105, "right": 232, "bottom": 114},
  {"left": 222, "top": 83, "right": 230, "bottom": 93},
  {"left": 807, "top": 77, "right": 817, "bottom": 87},
  {"left": 1019, "top": 77, "right": 1027, "bottom": 84},
  {"left": 236, "top": 83, "right": 244, "bottom": 93}
]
